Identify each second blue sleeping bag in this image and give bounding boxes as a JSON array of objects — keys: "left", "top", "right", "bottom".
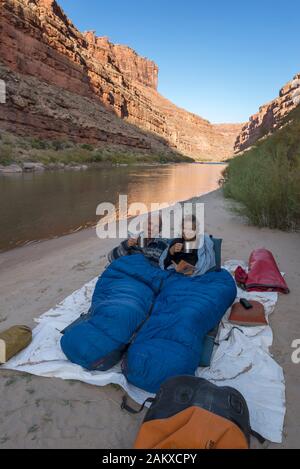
[{"left": 122, "top": 267, "right": 237, "bottom": 393}]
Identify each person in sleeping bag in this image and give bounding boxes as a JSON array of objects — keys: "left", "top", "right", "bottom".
[
  {"left": 107, "top": 212, "right": 169, "bottom": 266},
  {"left": 159, "top": 214, "right": 216, "bottom": 276}
]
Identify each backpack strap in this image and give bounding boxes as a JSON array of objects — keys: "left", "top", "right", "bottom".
[
  {"left": 250, "top": 429, "right": 266, "bottom": 444},
  {"left": 121, "top": 395, "right": 155, "bottom": 414}
]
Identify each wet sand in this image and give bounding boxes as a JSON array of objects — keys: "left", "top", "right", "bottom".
[{"left": 0, "top": 189, "right": 299, "bottom": 448}]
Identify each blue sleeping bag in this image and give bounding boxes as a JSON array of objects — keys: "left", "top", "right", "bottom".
[
  {"left": 61, "top": 255, "right": 236, "bottom": 392},
  {"left": 122, "top": 268, "right": 237, "bottom": 392},
  {"left": 61, "top": 255, "right": 169, "bottom": 371}
]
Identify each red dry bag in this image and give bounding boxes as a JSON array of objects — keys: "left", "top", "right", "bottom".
[{"left": 244, "top": 249, "right": 289, "bottom": 294}]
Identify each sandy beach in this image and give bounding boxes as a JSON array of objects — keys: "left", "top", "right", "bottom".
[{"left": 0, "top": 189, "right": 299, "bottom": 449}]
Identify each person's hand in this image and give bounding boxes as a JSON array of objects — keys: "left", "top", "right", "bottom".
[
  {"left": 169, "top": 243, "right": 183, "bottom": 256},
  {"left": 127, "top": 238, "right": 138, "bottom": 247},
  {"left": 173, "top": 261, "right": 195, "bottom": 276}
]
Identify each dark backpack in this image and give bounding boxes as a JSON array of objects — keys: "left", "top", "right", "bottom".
[{"left": 122, "top": 375, "right": 264, "bottom": 449}]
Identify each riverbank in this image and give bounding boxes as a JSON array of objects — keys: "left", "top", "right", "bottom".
[
  {"left": 0, "top": 189, "right": 299, "bottom": 448},
  {"left": 0, "top": 158, "right": 191, "bottom": 174},
  {"left": 0, "top": 131, "right": 192, "bottom": 174}
]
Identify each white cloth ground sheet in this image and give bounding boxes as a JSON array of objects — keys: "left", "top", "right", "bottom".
[{"left": 2, "top": 260, "right": 286, "bottom": 443}]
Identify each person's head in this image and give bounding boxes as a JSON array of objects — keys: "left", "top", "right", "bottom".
[
  {"left": 143, "top": 212, "right": 163, "bottom": 238},
  {"left": 182, "top": 214, "right": 198, "bottom": 241}
]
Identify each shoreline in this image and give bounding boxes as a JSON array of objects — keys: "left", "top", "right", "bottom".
[
  {"left": 0, "top": 189, "right": 300, "bottom": 448},
  {"left": 0, "top": 159, "right": 226, "bottom": 176},
  {"left": 0, "top": 160, "right": 189, "bottom": 175}
]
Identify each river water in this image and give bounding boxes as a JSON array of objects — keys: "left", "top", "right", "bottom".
[{"left": 0, "top": 163, "right": 225, "bottom": 251}]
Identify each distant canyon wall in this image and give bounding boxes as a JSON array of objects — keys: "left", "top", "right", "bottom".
[
  {"left": 0, "top": 0, "right": 241, "bottom": 160},
  {"left": 235, "top": 73, "right": 300, "bottom": 153}
]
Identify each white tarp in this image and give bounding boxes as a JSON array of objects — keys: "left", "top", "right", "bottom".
[{"left": 2, "top": 260, "right": 286, "bottom": 443}]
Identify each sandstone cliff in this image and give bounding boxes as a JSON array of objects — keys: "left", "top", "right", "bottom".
[
  {"left": 0, "top": 0, "right": 241, "bottom": 160},
  {"left": 235, "top": 73, "right": 300, "bottom": 152},
  {"left": 83, "top": 33, "right": 158, "bottom": 91}
]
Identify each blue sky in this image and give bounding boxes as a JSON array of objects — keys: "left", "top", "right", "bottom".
[{"left": 59, "top": 0, "right": 299, "bottom": 123}]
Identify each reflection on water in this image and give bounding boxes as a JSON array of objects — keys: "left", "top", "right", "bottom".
[{"left": 0, "top": 163, "right": 225, "bottom": 251}]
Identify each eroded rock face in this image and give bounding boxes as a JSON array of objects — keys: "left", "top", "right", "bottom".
[
  {"left": 235, "top": 74, "right": 300, "bottom": 152},
  {"left": 0, "top": 0, "right": 241, "bottom": 160},
  {"left": 0, "top": 63, "right": 167, "bottom": 152},
  {"left": 83, "top": 33, "right": 159, "bottom": 90}
]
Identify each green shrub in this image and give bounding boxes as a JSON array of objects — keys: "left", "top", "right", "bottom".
[
  {"left": 29, "top": 138, "right": 50, "bottom": 150},
  {"left": 0, "top": 144, "right": 14, "bottom": 165},
  {"left": 81, "top": 143, "right": 94, "bottom": 151},
  {"left": 223, "top": 105, "right": 300, "bottom": 230},
  {"left": 89, "top": 151, "right": 104, "bottom": 162},
  {"left": 50, "top": 140, "right": 73, "bottom": 151},
  {"left": 0, "top": 132, "right": 14, "bottom": 145}
]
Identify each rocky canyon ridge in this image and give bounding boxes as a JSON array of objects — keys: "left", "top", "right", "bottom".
[
  {"left": 0, "top": 0, "right": 242, "bottom": 161},
  {"left": 235, "top": 73, "right": 300, "bottom": 152}
]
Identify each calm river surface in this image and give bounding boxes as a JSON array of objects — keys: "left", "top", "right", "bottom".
[{"left": 0, "top": 163, "right": 225, "bottom": 251}]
